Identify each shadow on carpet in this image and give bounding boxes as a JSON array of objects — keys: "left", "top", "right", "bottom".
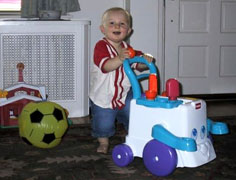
[{"left": 0, "top": 116, "right": 236, "bottom": 180}]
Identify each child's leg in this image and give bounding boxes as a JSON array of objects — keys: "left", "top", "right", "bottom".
[
  {"left": 116, "top": 89, "right": 133, "bottom": 131},
  {"left": 97, "top": 137, "right": 109, "bottom": 154},
  {"left": 90, "top": 100, "right": 117, "bottom": 153}
]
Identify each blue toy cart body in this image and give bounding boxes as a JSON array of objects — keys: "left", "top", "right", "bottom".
[{"left": 112, "top": 57, "right": 229, "bottom": 176}]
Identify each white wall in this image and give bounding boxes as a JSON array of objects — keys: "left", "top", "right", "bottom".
[
  {"left": 130, "top": 0, "right": 164, "bottom": 91},
  {"left": 69, "top": 0, "right": 128, "bottom": 56},
  {"left": 130, "top": 0, "right": 159, "bottom": 62}
]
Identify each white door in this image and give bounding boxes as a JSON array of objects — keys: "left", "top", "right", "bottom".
[{"left": 165, "top": 0, "right": 236, "bottom": 94}]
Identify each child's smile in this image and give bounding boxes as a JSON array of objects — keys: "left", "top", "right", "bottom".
[{"left": 113, "top": 31, "right": 121, "bottom": 35}]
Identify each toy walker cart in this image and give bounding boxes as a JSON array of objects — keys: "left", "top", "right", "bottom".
[{"left": 112, "top": 57, "right": 229, "bottom": 176}]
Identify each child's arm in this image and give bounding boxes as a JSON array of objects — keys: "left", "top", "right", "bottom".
[
  {"left": 136, "top": 53, "right": 154, "bottom": 72},
  {"left": 126, "top": 46, "right": 154, "bottom": 72},
  {"left": 102, "top": 48, "right": 131, "bottom": 72}
]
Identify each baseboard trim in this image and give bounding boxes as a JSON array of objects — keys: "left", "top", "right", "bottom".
[
  {"left": 70, "top": 116, "right": 90, "bottom": 124},
  {"left": 181, "top": 93, "right": 236, "bottom": 101}
]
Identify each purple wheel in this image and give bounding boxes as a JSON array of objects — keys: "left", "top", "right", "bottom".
[
  {"left": 112, "top": 144, "right": 133, "bottom": 167},
  {"left": 143, "top": 139, "right": 177, "bottom": 176}
]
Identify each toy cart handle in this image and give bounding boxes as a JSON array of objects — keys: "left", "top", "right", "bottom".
[{"left": 123, "top": 56, "right": 157, "bottom": 99}]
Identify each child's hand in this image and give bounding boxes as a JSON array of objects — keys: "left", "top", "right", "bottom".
[
  {"left": 136, "top": 53, "right": 154, "bottom": 72},
  {"left": 118, "top": 48, "right": 133, "bottom": 61},
  {"left": 143, "top": 53, "right": 154, "bottom": 63}
]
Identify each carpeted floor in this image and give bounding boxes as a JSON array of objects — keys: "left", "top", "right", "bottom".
[{"left": 0, "top": 115, "right": 236, "bottom": 180}]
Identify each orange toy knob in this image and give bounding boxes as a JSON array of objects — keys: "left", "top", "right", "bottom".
[
  {"left": 145, "top": 74, "right": 158, "bottom": 100},
  {"left": 161, "top": 91, "right": 167, "bottom": 97},
  {"left": 128, "top": 47, "right": 136, "bottom": 58}
]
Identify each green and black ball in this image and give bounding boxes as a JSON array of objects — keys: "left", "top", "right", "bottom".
[{"left": 19, "top": 101, "right": 68, "bottom": 148}]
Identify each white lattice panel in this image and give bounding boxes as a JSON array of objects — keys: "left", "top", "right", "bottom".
[
  {"left": 2, "top": 34, "right": 75, "bottom": 101},
  {"left": 0, "top": 20, "right": 90, "bottom": 118}
]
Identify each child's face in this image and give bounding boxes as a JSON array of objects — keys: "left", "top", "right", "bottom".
[{"left": 100, "top": 11, "right": 131, "bottom": 44}]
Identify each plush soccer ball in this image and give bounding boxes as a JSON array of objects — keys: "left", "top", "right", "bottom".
[{"left": 19, "top": 101, "right": 68, "bottom": 148}]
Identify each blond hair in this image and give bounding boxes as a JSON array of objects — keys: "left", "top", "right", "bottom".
[{"left": 101, "top": 7, "right": 131, "bottom": 27}]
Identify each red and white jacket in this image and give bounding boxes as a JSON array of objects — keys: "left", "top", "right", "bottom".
[{"left": 89, "top": 38, "right": 142, "bottom": 109}]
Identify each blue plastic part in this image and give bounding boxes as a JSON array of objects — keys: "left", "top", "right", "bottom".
[
  {"left": 152, "top": 125, "right": 197, "bottom": 152},
  {"left": 207, "top": 118, "right": 229, "bottom": 135},
  {"left": 137, "top": 73, "right": 150, "bottom": 80},
  {"left": 126, "top": 57, "right": 157, "bottom": 73},
  {"left": 136, "top": 96, "right": 183, "bottom": 109},
  {"left": 123, "top": 57, "right": 157, "bottom": 99},
  {"left": 123, "top": 60, "right": 141, "bottom": 99}
]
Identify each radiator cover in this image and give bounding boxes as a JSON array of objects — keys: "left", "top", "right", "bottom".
[{"left": 0, "top": 20, "right": 90, "bottom": 118}]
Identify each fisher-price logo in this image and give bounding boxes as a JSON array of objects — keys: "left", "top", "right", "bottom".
[{"left": 195, "top": 103, "right": 201, "bottom": 109}]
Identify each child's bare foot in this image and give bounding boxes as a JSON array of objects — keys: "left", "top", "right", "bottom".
[{"left": 97, "top": 137, "right": 109, "bottom": 154}]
